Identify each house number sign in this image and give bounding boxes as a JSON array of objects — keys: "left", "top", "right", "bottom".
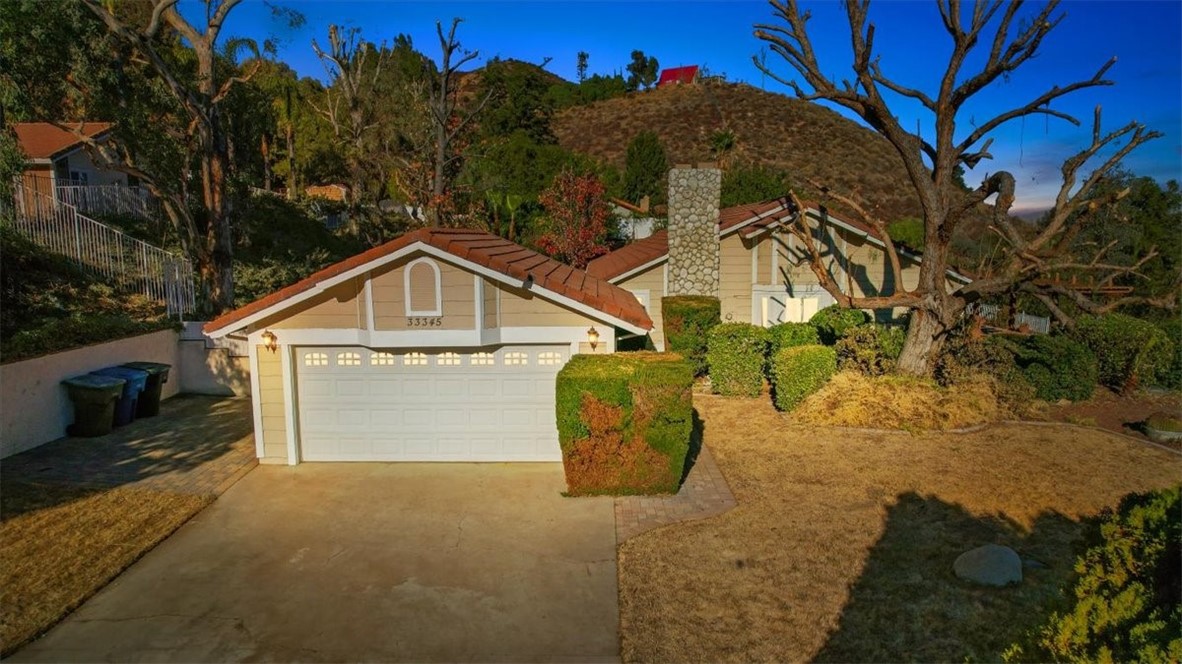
[{"left": 407, "top": 317, "right": 443, "bottom": 327}]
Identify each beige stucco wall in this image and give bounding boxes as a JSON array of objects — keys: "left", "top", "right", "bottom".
[
  {"left": 615, "top": 263, "right": 666, "bottom": 350},
  {"left": 0, "top": 329, "right": 182, "bottom": 459},
  {"left": 177, "top": 342, "right": 250, "bottom": 397},
  {"left": 256, "top": 345, "right": 286, "bottom": 463}
]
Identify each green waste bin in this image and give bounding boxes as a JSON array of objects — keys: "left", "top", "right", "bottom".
[
  {"left": 62, "top": 374, "right": 126, "bottom": 437},
  {"left": 121, "top": 361, "right": 172, "bottom": 417}
]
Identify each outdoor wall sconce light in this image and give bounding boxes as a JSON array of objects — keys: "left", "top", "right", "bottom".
[
  {"left": 587, "top": 326, "right": 600, "bottom": 351},
  {"left": 261, "top": 329, "right": 278, "bottom": 353}
]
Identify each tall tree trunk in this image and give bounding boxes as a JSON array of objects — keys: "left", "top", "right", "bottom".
[
  {"left": 285, "top": 123, "right": 296, "bottom": 200},
  {"left": 896, "top": 304, "right": 944, "bottom": 376},
  {"left": 261, "top": 133, "right": 272, "bottom": 191}
]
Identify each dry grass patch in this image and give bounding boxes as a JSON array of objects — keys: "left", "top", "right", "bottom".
[
  {"left": 618, "top": 394, "right": 1182, "bottom": 663},
  {"left": 792, "top": 371, "right": 1004, "bottom": 430},
  {"left": 1, "top": 482, "right": 211, "bottom": 655}
]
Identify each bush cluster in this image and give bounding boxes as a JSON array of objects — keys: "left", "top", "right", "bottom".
[
  {"left": 1158, "top": 318, "right": 1182, "bottom": 390},
  {"left": 766, "top": 321, "right": 819, "bottom": 356},
  {"left": 835, "top": 324, "right": 905, "bottom": 376},
  {"left": 1005, "top": 485, "right": 1182, "bottom": 663},
  {"left": 1072, "top": 313, "right": 1176, "bottom": 392},
  {"left": 770, "top": 344, "right": 837, "bottom": 412},
  {"left": 934, "top": 328, "right": 1035, "bottom": 410},
  {"left": 706, "top": 323, "right": 769, "bottom": 397},
  {"left": 1005, "top": 334, "right": 1098, "bottom": 402},
  {"left": 661, "top": 295, "right": 720, "bottom": 376},
  {"left": 555, "top": 353, "right": 693, "bottom": 495},
  {"left": 809, "top": 305, "right": 870, "bottom": 345}
]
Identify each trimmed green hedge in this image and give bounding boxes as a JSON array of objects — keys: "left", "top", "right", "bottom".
[
  {"left": 770, "top": 344, "right": 837, "bottom": 412},
  {"left": 706, "top": 323, "right": 769, "bottom": 397},
  {"left": 1073, "top": 313, "right": 1176, "bottom": 392},
  {"left": 555, "top": 352, "right": 694, "bottom": 495},
  {"left": 1005, "top": 485, "right": 1182, "bottom": 663},
  {"left": 1008, "top": 334, "right": 1097, "bottom": 402},
  {"left": 810, "top": 305, "right": 871, "bottom": 345},
  {"left": 662, "top": 295, "right": 720, "bottom": 376},
  {"left": 767, "top": 322, "right": 820, "bottom": 357},
  {"left": 835, "top": 324, "right": 906, "bottom": 376},
  {"left": 1159, "top": 318, "right": 1182, "bottom": 390}
]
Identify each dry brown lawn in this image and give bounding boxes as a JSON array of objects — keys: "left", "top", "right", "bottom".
[
  {"left": 618, "top": 394, "right": 1182, "bottom": 663},
  {"left": 0, "top": 482, "right": 211, "bottom": 656}
]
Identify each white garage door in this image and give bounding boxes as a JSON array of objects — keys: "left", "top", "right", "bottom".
[{"left": 296, "top": 346, "right": 568, "bottom": 462}]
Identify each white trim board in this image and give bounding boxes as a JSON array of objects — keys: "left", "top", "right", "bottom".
[{"left": 207, "top": 242, "right": 649, "bottom": 338}]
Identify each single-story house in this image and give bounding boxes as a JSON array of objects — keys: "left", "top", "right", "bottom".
[
  {"left": 587, "top": 166, "right": 971, "bottom": 351},
  {"left": 14, "top": 122, "right": 126, "bottom": 197},
  {"left": 203, "top": 228, "right": 651, "bottom": 465}
]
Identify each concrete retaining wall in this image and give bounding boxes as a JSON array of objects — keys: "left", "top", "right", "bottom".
[{"left": 1, "top": 329, "right": 182, "bottom": 458}]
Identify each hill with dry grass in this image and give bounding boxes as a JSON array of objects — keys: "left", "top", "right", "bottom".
[{"left": 554, "top": 80, "right": 931, "bottom": 225}]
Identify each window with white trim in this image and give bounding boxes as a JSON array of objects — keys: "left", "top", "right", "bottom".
[
  {"left": 538, "top": 351, "right": 563, "bottom": 366},
  {"left": 504, "top": 351, "right": 528, "bottom": 366},
  {"left": 371, "top": 352, "right": 396, "bottom": 366},
  {"left": 303, "top": 352, "right": 328, "bottom": 367},
  {"left": 470, "top": 352, "right": 495, "bottom": 366},
  {"left": 337, "top": 351, "right": 362, "bottom": 366},
  {"left": 404, "top": 257, "right": 442, "bottom": 316},
  {"left": 403, "top": 352, "right": 428, "bottom": 366},
  {"left": 437, "top": 352, "right": 461, "bottom": 366}
]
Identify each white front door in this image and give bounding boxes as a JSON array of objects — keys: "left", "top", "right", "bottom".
[{"left": 295, "top": 345, "right": 568, "bottom": 462}]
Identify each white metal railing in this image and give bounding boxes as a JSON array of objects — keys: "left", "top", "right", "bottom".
[
  {"left": 970, "top": 303, "right": 1051, "bottom": 334},
  {"left": 54, "top": 183, "right": 161, "bottom": 221},
  {"left": 3, "top": 181, "right": 195, "bottom": 316}
]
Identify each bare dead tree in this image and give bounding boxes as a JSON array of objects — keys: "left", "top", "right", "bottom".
[
  {"left": 426, "top": 17, "right": 491, "bottom": 226},
  {"left": 72, "top": 0, "right": 257, "bottom": 314},
  {"left": 754, "top": 0, "right": 1168, "bottom": 375},
  {"left": 310, "top": 25, "right": 391, "bottom": 220}
]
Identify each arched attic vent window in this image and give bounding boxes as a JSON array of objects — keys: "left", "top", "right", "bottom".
[{"left": 404, "top": 257, "right": 442, "bottom": 316}]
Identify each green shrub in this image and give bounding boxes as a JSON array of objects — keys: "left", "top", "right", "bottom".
[
  {"left": 1156, "top": 318, "right": 1182, "bottom": 390},
  {"left": 662, "top": 295, "right": 720, "bottom": 376},
  {"left": 555, "top": 352, "right": 693, "bottom": 495},
  {"left": 1005, "top": 485, "right": 1182, "bottom": 663},
  {"left": 767, "top": 322, "right": 820, "bottom": 357},
  {"left": 706, "top": 323, "right": 769, "bottom": 397},
  {"left": 809, "top": 305, "right": 871, "bottom": 345},
  {"left": 1, "top": 315, "right": 177, "bottom": 363},
  {"left": 1073, "top": 314, "right": 1175, "bottom": 392},
  {"left": 934, "top": 326, "right": 1036, "bottom": 410},
  {"left": 1008, "top": 334, "right": 1098, "bottom": 402},
  {"left": 770, "top": 345, "right": 837, "bottom": 412},
  {"left": 835, "top": 324, "right": 906, "bottom": 376}
]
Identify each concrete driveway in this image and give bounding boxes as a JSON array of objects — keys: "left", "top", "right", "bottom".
[{"left": 13, "top": 463, "right": 619, "bottom": 663}]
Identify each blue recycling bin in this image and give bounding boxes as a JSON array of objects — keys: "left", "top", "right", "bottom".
[{"left": 90, "top": 366, "right": 149, "bottom": 427}]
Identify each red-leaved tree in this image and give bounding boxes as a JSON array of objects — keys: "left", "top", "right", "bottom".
[{"left": 536, "top": 169, "right": 611, "bottom": 269}]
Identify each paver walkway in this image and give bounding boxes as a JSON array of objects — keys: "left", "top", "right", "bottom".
[
  {"left": 1, "top": 394, "right": 256, "bottom": 496},
  {"left": 614, "top": 442, "right": 737, "bottom": 542}
]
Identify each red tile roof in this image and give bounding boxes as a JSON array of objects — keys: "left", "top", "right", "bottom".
[
  {"left": 204, "top": 228, "right": 652, "bottom": 335},
  {"left": 657, "top": 65, "right": 699, "bottom": 87},
  {"left": 13, "top": 122, "right": 113, "bottom": 160},
  {"left": 587, "top": 199, "right": 790, "bottom": 280}
]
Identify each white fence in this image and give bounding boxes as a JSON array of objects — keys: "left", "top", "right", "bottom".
[
  {"left": 55, "top": 183, "right": 161, "bottom": 221},
  {"left": 3, "top": 182, "right": 196, "bottom": 316},
  {"left": 971, "top": 303, "right": 1051, "bottom": 334}
]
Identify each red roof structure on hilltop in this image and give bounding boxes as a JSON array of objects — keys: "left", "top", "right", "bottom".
[{"left": 657, "top": 65, "right": 699, "bottom": 87}]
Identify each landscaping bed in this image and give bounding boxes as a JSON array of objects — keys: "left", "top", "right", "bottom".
[
  {"left": 617, "top": 394, "right": 1182, "bottom": 662},
  {"left": 0, "top": 481, "right": 211, "bottom": 655},
  {"left": 1039, "top": 387, "right": 1182, "bottom": 451}
]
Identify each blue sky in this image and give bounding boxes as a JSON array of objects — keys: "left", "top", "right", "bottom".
[{"left": 222, "top": 0, "right": 1182, "bottom": 213}]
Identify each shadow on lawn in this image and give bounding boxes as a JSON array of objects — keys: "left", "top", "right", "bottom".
[
  {"left": 813, "top": 492, "right": 1083, "bottom": 662},
  {"left": 1, "top": 395, "right": 252, "bottom": 518},
  {"left": 678, "top": 409, "right": 706, "bottom": 486}
]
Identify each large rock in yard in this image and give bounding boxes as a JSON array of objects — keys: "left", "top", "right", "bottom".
[{"left": 953, "top": 544, "right": 1023, "bottom": 587}]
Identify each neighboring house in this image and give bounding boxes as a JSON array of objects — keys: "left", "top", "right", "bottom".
[
  {"left": 657, "top": 65, "right": 699, "bottom": 87},
  {"left": 304, "top": 183, "right": 349, "bottom": 202},
  {"left": 203, "top": 228, "right": 651, "bottom": 465},
  {"left": 14, "top": 122, "right": 124, "bottom": 196},
  {"left": 587, "top": 166, "right": 971, "bottom": 351}
]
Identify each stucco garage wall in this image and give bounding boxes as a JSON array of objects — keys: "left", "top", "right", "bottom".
[{"left": 0, "top": 329, "right": 182, "bottom": 459}]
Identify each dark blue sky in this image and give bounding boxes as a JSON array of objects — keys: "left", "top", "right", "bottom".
[{"left": 221, "top": 0, "right": 1182, "bottom": 212}]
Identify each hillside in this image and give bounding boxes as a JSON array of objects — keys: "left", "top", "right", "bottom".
[{"left": 554, "top": 81, "right": 928, "bottom": 225}]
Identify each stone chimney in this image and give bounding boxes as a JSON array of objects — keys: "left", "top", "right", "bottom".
[{"left": 666, "top": 164, "right": 721, "bottom": 297}]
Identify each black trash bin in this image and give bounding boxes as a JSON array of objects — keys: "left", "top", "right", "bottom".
[
  {"left": 121, "top": 361, "right": 172, "bottom": 417},
  {"left": 90, "top": 366, "right": 148, "bottom": 426},
  {"left": 62, "top": 374, "right": 126, "bottom": 437}
]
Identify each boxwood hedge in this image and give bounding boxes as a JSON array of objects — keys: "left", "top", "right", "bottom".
[
  {"left": 1072, "top": 313, "right": 1176, "bottom": 392},
  {"left": 661, "top": 295, "right": 720, "bottom": 376},
  {"left": 1009, "top": 334, "right": 1098, "bottom": 402},
  {"left": 810, "top": 305, "right": 871, "bottom": 345},
  {"left": 555, "top": 352, "right": 694, "bottom": 495},
  {"left": 706, "top": 323, "right": 770, "bottom": 397},
  {"left": 770, "top": 344, "right": 837, "bottom": 412},
  {"left": 767, "top": 322, "right": 820, "bottom": 357}
]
